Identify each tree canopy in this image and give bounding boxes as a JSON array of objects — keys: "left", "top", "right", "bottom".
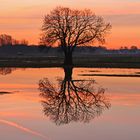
[
  {"left": 40, "top": 7, "right": 111, "bottom": 65},
  {"left": 41, "top": 7, "right": 111, "bottom": 49}
]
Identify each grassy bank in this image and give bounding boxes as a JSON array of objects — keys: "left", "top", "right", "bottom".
[{"left": 0, "top": 55, "right": 140, "bottom": 68}]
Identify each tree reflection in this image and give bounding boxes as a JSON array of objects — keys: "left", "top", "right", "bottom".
[
  {"left": 0, "top": 68, "right": 16, "bottom": 75},
  {"left": 0, "top": 68, "right": 26, "bottom": 75},
  {"left": 39, "top": 66, "right": 111, "bottom": 125}
]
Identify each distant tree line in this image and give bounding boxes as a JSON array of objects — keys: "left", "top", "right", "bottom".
[
  {"left": 120, "top": 46, "right": 138, "bottom": 50},
  {"left": 0, "top": 34, "right": 28, "bottom": 46}
]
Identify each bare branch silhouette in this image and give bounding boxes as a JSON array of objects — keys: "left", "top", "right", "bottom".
[
  {"left": 39, "top": 66, "right": 110, "bottom": 125},
  {"left": 40, "top": 7, "right": 111, "bottom": 65}
]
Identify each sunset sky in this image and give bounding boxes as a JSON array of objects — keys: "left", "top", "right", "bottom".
[{"left": 0, "top": 0, "right": 140, "bottom": 48}]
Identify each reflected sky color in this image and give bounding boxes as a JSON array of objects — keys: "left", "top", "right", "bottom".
[
  {"left": 0, "top": 0, "right": 140, "bottom": 48},
  {"left": 0, "top": 68, "right": 140, "bottom": 139},
  {"left": 0, "top": 119, "right": 48, "bottom": 140}
]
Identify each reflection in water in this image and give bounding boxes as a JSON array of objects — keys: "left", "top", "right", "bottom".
[
  {"left": 0, "top": 68, "right": 16, "bottom": 75},
  {"left": 0, "top": 119, "right": 48, "bottom": 140},
  {"left": 0, "top": 68, "right": 19, "bottom": 94},
  {"left": 0, "top": 91, "right": 13, "bottom": 95},
  {"left": 39, "top": 66, "right": 111, "bottom": 125}
]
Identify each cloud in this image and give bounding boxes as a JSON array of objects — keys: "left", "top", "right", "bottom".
[{"left": 104, "top": 14, "right": 140, "bottom": 26}]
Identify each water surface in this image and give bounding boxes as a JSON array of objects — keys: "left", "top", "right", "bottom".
[{"left": 0, "top": 68, "right": 140, "bottom": 140}]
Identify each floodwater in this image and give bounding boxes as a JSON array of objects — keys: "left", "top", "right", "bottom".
[{"left": 0, "top": 67, "right": 140, "bottom": 140}]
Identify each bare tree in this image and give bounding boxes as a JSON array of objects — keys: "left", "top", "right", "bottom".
[
  {"left": 40, "top": 6, "right": 111, "bottom": 65},
  {"left": 39, "top": 66, "right": 110, "bottom": 125},
  {"left": 0, "top": 34, "right": 12, "bottom": 46}
]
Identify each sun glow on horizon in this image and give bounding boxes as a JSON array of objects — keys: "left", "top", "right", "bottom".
[{"left": 0, "top": 0, "right": 140, "bottom": 48}]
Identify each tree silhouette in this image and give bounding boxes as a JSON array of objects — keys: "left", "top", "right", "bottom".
[
  {"left": 0, "top": 34, "right": 29, "bottom": 46},
  {"left": 20, "top": 39, "right": 28, "bottom": 46},
  {"left": 39, "top": 66, "right": 110, "bottom": 125},
  {"left": 40, "top": 6, "right": 111, "bottom": 65},
  {"left": 0, "top": 34, "right": 12, "bottom": 46}
]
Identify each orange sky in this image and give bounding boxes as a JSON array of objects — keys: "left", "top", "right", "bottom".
[{"left": 0, "top": 0, "right": 140, "bottom": 48}]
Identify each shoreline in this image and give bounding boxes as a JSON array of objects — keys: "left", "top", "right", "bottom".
[{"left": 0, "top": 56, "right": 140, "bottom": 68}]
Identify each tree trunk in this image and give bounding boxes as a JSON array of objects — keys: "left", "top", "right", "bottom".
[
  {"left": 63, "top": 66, "right": 73, "bottom": 81},
  {"left": 64, "top": 52, "right": 73, "bottom": 65}
]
